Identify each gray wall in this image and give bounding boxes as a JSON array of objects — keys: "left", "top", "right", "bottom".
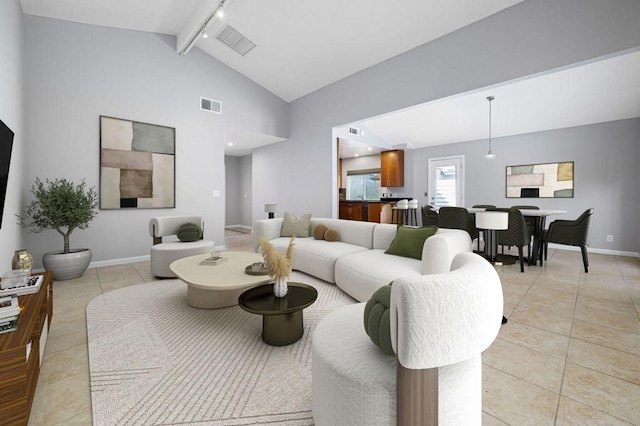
[
  {"left": 411, "top": 119, "right": 640, "bottom": 253},
  {"left": 253, "top": 0, "right": 640, "bottom": 253},
  {"left": 224, "top": 154, "right": 252, "bottom": 227},
  {"left": 0, "top": 0, "right": 26, "bottom": 270},
  {"left": 24, "top": 16, "right": 288, "bottom": 267}
]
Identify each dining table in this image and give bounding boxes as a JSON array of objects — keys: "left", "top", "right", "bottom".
[{"left": 468, "top": 207, "right": 567, "bottom": 265}]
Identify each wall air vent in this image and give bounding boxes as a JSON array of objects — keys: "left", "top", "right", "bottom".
[
  {"left": 216, "top": 24, "right": 256, "bottom": 56},
  {"left": 348, "top": 126, "right": 361, "bottom": 136},
  {"left": 201, "top": 97, "right": 222, "bottom": 114}
]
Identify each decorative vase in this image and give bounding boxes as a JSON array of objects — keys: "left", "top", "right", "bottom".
[
  {"left": 42, "top": 248, "right": 92, "bottom": 281},
  {"left": 12, "top": 249, "right": 34, "bottom": 273},
  {"left": 273, "top": 277, "right": 288, "bottom": 297}
]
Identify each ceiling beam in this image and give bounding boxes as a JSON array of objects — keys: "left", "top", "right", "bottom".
[{"left": 176, "top": 0, "right": 225, "bottom": 56}]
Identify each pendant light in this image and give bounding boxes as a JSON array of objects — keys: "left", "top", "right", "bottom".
[{"left": 484, "top": 96, "right": 496, "bottom": 160}]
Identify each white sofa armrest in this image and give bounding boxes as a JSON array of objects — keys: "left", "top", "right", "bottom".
[
  {"left": 421, "top": 229, "right": 472, "bottom": 274},
  {"left": 253, "top": 218, "right": 285, "bottom": 251},
  {"left": 391, "top": 252, "right": 503, "bottom": 369},
  {"left": 149, "top": 215, "right": 205, "bottom": 239}
]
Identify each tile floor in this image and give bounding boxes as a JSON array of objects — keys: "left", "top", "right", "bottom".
[{"left": 27, "top": 232, "right": 640, "bottom": 425}]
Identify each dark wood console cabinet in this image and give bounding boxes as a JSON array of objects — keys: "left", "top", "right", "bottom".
[{"left": 0, "top": 272, "right": 53, "bottom": 425}]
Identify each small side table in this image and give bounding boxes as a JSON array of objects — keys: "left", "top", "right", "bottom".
[{"left": 238, "top": 282, "right": 318, "bottom": 346}]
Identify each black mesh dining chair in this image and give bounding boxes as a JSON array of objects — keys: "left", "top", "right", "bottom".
[
  {"left": 496, "top": 208, "right": 532, "bottom": 273},
  {"left": 438, "top": 207, "right": 479, "bottom": 249},
  {"left": 539, "top": 208, "right": 593, "bottom": 273},
  {"left": 421, "top": 205, "right": 439, "bottom": 227}
]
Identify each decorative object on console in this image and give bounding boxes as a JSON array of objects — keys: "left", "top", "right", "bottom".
[
  {"left": 264, "top": 203, "right": 278, "bottom": 219},
  {"left": 506, "top": 161, "right": 574, "bottom": 198},
  {"left": 259, "top": 236, "right": 295, "bottom": 297},
  {"left": 99, "top": 115, "right": 175, "bottom": 209},
  {"left": 11, "top": 249, "right": 34, "bottom": 273},
  {"left": 19, "top": 178, "right": 98, "bottom": 280}
]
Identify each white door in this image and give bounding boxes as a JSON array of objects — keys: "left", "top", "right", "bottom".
[{"left": 427, "top": 156, "right": 464, "bottom": 208}]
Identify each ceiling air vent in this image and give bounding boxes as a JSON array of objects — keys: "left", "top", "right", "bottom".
[
  {"left": 201, "top": 97, "right": 222, "bottom": 114},
  {"left": 216, "top": 24, "right": 256, "bottom": 56},
  {"left": 348, "top": 126, "right": 361, "bottom": 136}
]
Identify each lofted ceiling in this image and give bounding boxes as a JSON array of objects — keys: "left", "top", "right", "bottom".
[{"left": 20, "top": 1, "right": 640, "bottom": 157}]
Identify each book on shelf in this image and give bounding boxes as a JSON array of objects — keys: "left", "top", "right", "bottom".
[
  {"left": 200, "top": 256, "right": 228, "bottom": 266},
  {"left": 0, "top": 275, "right": 43, "bottom": 297},
  {"left": 0, "top": 318, "right": 18, "bottom": 334},
  {"left": 0, "top": 296, "right": 20, "bottom": 320}
]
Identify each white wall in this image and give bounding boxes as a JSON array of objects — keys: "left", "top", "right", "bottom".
[
  {"left": 0, "top": 0, "right": 26, "bottom": 271},
  {"left": 253, "top": 0, "right": 640, "bottom": 251},
  {"left": 340, "top": 155, "right": 380, "bottom": 187},
  {"left": 239, "top": 155, "right": 252, "bottom": 226},
  {"left": 411, "top": 119, "right": 640, "bottom": 252},
  {"left": 24, "top": 16, "right": 288, "bottom": 267}
]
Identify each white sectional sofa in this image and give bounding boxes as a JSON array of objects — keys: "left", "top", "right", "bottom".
[{"left": 253, "top": 217, "right": 472, "bottom": 302}]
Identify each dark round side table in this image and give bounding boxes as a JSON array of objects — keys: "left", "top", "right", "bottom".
[{"left": 238, "top": 282, "right": 318, "bottom": 346}]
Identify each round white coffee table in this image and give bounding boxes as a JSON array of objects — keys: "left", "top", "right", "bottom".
[{"left": 170, "top": 251, "right": 270, "bottom": 309}]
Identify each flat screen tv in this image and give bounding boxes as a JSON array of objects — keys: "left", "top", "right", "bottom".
[{"left": 0, "top": 118, "right": 14, "bottom": 229}]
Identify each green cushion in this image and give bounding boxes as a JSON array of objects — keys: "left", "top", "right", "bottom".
[
  {"left": 281, "top": 212, "right": 312, "bottom": 237},
  {"left": 363, "top": 283, "right": 394, "bottom": 355},
  {"left": 384, "top": 225, "right": 438, "bottom": 259},
  {"left": 177, "top": 223, "right": 202, "bottom": 242}
]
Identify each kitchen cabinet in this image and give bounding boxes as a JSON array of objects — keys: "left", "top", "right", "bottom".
[
  {"left": 381, "top": 150, "right": 404, "bottom": 187},
  {"left": 339, "top": 202, "right": 363, "bottom": 221}
]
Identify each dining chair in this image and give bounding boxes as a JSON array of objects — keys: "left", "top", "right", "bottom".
[
  {"left": 539, "top": 208, "right": 593, "bottom": 273},
  {"left": 496, "top": 208, "right": 532, "bottom": 273},
  {"left": 438, "top": 207, "right": 479, "bottom": 250},
  {"left": 421, "top": 205, "right": 439, "bottom": 227}
]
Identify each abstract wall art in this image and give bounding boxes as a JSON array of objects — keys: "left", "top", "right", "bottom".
[
  {"left": 506, "top": 161, "right": 574, "bottom": 198},
  {"left": 100, "top": 116, "right": 175, "bottom": 209}
]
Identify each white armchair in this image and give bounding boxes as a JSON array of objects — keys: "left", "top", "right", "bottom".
[
  {"left": 149, "top": 215, "right": 215, "bottom": 278},
  {"left": 312, "top": 252, "right": 503, "bottom": 425}
]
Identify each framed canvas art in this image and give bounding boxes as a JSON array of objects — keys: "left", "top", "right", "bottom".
[
  {"left": 506, "top": 161, "right": 574, "bottom": 198},
  {"left": 100, "top": 116, "right": 175, "bottom": 209}
]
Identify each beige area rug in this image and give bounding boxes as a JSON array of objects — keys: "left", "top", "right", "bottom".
[{"left": 87, "top": 272, "right": 355, "bottom": 425}]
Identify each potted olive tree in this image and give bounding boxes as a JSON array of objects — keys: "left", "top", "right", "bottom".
[{"left": 19, "top": 178, "right": 98, "bottom": 280}]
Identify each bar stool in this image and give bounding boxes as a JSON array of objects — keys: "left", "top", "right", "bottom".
[
  {"left": 407, "top": 200, "right": 418, "bottom": 226},
  {"left": 392, "top": 199, "right": 409, "bottom": 225}
]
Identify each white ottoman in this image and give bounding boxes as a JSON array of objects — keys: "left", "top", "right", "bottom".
[{"left": 150, "top": 240, "right": 215, "bottom": 278}]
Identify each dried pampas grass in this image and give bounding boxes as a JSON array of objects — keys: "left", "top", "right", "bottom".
[{"left": 259, "top": 236, "right": 295, "bottom": 280}]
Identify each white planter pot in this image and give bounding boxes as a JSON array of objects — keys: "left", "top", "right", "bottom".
[{"left": 42, "top": 249, "right": 92, "bottom": 281}]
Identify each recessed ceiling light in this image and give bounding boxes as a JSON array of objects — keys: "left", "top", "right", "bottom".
[
  {"left": 355, "top": 154, "right": 359, "bottom": 157},
  {"left": 202, "top": 31, "right": 208, "bottom": 39},
  {"left": 368, "top": 147, "right": 372, "bottom": 151},
  {"left": 227, "top": 142, "right": 233, "bottom": 146}
]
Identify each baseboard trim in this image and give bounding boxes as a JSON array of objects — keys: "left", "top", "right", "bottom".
[
  {"left": 547, "top": 243, "right": 638, "bottom": 258},
  {"left": 225, "top": 224, "right": 252, "bottom": 231}
]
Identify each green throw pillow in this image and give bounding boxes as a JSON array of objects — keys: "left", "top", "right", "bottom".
[
  {"left": 384, "top": 225, "right": 438, "bottom": 259},
  {"left": 281, "top": 212, "right": 312, "bottom": 237},
  {"left": 177, "top": 223, "right": 202, "bottom": 242},
  {"left": 364, "top": 283, "right": 394, "bottom": 356}
]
